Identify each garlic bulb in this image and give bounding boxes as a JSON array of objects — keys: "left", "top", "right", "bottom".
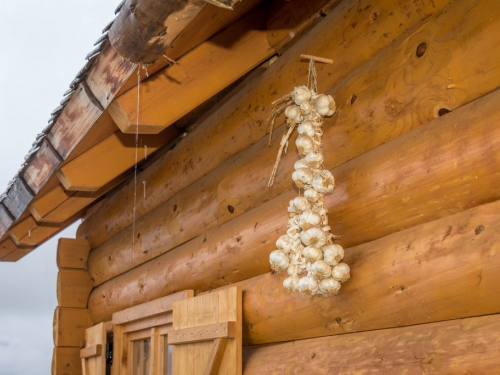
[
  {"left": 299, "top": 210, "right": 322, "bottom": 230},
  {"left": 300, "top": 227, "right": 327, "bottom": 247},
  {"left": 292, "top": 197, "right": 311, "bottom": 213},
  {"left": 292, "top": 168, "right": 313, "bottom": 188},
  {"left": 318, "top": 278, "right": 341, "bottom": 296},
  {"left": 283, "top": 275, "right": 300, "bottom": 292},
  {"left": 297, "top": 121, "right": 316, "bottom": 138},
  {"left": 276, "top": 235, "right": 293, "bottom": 253},
  {"left": 294, "top": 159, "right": 309, "bottom": 170},
  {"left": 311, "top": 260, "right": 332, "bottom": 278},
  {"left": 270, "top": 250, "right": 289, "bottom": 272},
  {"left": 298, "top": 276, "right": 319, "bottom": 295},
  {"left": 292, "top": 85, "right": 312, "bottom": 105},
  {"left": 302, "top": 246, "right": 323, "bottom": 261},
  {"left": 323, "top": 244, "right": 344, "bottom": 266},
  {"left": 304, "top": 188, "right": 320, "bottom": 202},
  {"left": 306, "top": 151, "right": 324, "bottom": 169},
  {"left": 312, "top": 170, "right": 335, "bottom": 194},
  {"left": 296, "top": 135, "right": 314, "bottom": 156},
  {"left": 269, "top": 80, "right": 349, "bottom": 297},
  {"left": 332, "top": 263, "right": 350, "bottom": 283}
]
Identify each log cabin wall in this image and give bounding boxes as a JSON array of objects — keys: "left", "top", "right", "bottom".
[{"left": 76, "top": 0, "right": 500, "bottom": 372}]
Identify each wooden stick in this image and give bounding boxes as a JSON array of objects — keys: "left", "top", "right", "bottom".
[{"left": 300, "top": 54, "right": 333, "bottom": 64}]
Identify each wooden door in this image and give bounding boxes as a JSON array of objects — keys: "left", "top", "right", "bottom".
[
  {"left": 170, "top": 286, "right": 242, "bottom": 375},
  {"left": 81, "top": 323, "right": 107, "bottom": 375}
]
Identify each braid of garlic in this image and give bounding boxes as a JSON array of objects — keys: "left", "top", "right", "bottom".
[{"left": 270, "top": 85, "right": 350, "bottom": 297}]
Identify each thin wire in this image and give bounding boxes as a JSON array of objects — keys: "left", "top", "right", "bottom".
[{"left": 132, "top": 67, "right": 140, "bottom": 247}]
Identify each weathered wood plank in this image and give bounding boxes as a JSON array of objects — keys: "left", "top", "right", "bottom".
[
  {"left": 53, "top": 307, "right": 93, "bottom": 347},
  {"left": 0, "top": 204, "right": 13, "bottom": 238},
  {"left": 57, "top": 238, "right": 91, "bottom": 270},
  {"left": 57, "top": 127, "right": 179, "bottom": 191},
  {"left": 23, "top": 140, "right": 61, "bottom": 195},
  {"left": 88, "top": 87, "right": 500, "bottom": 322},
  {"left": 109, "top": 8, "right": 274, "bottom": 134},
  {"left": 3, "top": 178, "right": 34, "bottom": 220},
  {"left": 242, "top": 314, "right": 500, "bottom": 374},
  {"left": 79, "top": 0, "right": 454, "bottom": 248},
  {"left": 47, "top": 82, "right": 104, "bottom": 160}
]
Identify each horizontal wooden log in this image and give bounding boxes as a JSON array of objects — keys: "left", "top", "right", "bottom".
[
  {"left": 86, "top": 0, "right": 500, "bottom": 287},
  {"left": 57, "top": 127, "right": 179, "bottom": 191},
  {"left": 242, "top": 314, "right": 500, "bottom": 374},
  {"left": 57, "top": 269, "right": 93, "bottom": 308},
  {"left": 88, "top": 86, "right": 500, "bottom": 322},
  {"left": 53, "top": 307, "right": 93, "bottom": 347},
  {"left": 23, "top": 140, "right": 61, "bottom": 195},
  {"left": 57, "top": 238, "right": 91, "bottom": 270},
  {"left": 52, "top": 347, "right": 82, "bottom": 375},
  {"left": 78, "top": 0, "right": 453, "bottom": 248},
  {"left": 109, "top": 0, "right": 209, "bottom": 64},
  {"left": 109, "top": 8, "right": 274, "bottom": 134}
]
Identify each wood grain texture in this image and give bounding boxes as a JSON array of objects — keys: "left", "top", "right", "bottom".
[
  {"left": 57, "top": 127, "right": 179, "bottom": 191},
  {"left": 78, "top": 0, "right": 453, "bottom": 248},
  {"left": 172, "top": 286, "right": 242, "bottom": 375},
  {"left": 47, "top": 83, "right": 104, "bottom": 160},
  {"left": 57, "top": 269, "right": 93, "bottom": 308},
  {"left": 88, "top": 87, "right": 500, "bottom": 321},
  {"left": 56, "top": 238, "right": 90, "bottom": 270},
  {"left": 3, "top": 178, "right": 34, "bottom": 220},
  {"left": 0, "top": 204, "right": 13, "bottom": 239},
  {"left": 108, "top": 0, "right": 207, "bottom": 64},
  {"left": 23, "top": 140, "right": 61, "bottom": 194},
  {"left": 81, "top": 324, "right": 106, "bottom": 375},
  {"left": 53, "top": 307, "right": 93, "bottom": 347},
  {"left": 8, "top": 215, "right": 64, "bottom": 247},
  {"left": 52, "top": 347, "right": 82, "bottom": 375},
  {"left": 109, "top": 8, "right": 274, "bottom": 134},
  {"left": 242, "top": 314, "right": 500, "bottom": 374},
  {"left": 84, "top": 0, "right": 500, "bottom": 287}
]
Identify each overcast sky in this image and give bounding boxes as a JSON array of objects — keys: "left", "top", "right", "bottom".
[{"left": 0, "top": 1, "right": 118, "bottom": 373}]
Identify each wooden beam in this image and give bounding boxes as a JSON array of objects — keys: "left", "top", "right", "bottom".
[
  {"left": 0, "top": 237, "right": 35, "bottom": 262},
  {"left": 109, "top": 8, "right": 274, "bottom": 134},
  {"left": 80, "top": 344, "right": 102, "bottom": 359},
  {"left": 57, "top": 127, "right": 179, "bottom": 191},
  {"left": 57, "top": 238, "right": 91, "bottom": 270},
  {"left": 57, "top": 269, "right": 93, "bottom": 308},
  {"left": 108, "top": 0, "right": 242, "bottom": 64},
  {"left": 168, "top": 322, "right": 236, "bottom": 345},
  {"left": 242, "top": 314, "right": 500, "bottom": 373},
  {"left": 78, "top": 0, "right": 454, "bottom": 248},
  {"left": 53, "top": 307, "right": 93, "bottom": 347},
  {"left": 204, "top": 338, "right": 228, "bottom": 375},
  {"left": 52, "top": 347, "right": 82, "bottom": 375},
  {"left": 30, "top": 173, "right": 128, "bottom": 224},
  {"left": 8, "top": 215, "right": 64, "bottom": 247},
  {"left": 112, "top": 290, "right": 194, "bottom": 325},
  {"left": 88, "top": 87, "right": 500, "bottom": 322}
]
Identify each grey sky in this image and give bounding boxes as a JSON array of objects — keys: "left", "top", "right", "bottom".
[{"left": 0, "top": 1, "right": 118, "bottom": 373}]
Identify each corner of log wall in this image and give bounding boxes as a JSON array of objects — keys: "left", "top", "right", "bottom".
[{"left": 52, "top": 238, "right": 92, "bottom": 375}]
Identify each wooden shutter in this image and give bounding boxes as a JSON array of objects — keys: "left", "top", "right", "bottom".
[
  {"left": 81, "top": 323, "right": 107, "bottom": 375},
  {"left": 170, "top": 286, "right": 242, "bottom": 375}
]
